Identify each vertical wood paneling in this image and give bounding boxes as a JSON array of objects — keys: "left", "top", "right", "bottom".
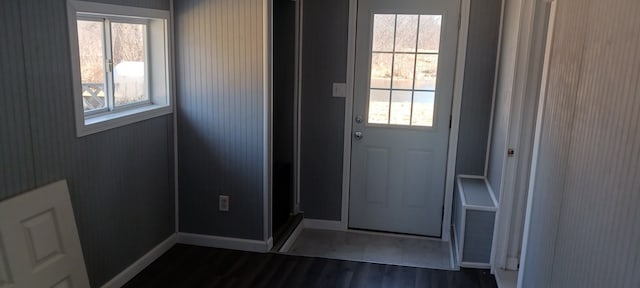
[
  {"left": 548, "top": 0, "right": 640, "bottom": 287},
  {"left": 0, "top": 0, "right": 35, "bottom": 197},
  {"left": 522, "top": 0, "right": 640, "bottom": 287},
  {"left": 176, "top": 0, "right": 265, "bottom": 240},
  {"left": 521, "top": 0, "right": 589, "bottom": 286},
  {"left": 1, "top": 0, "right": 174, "bottom": 286}
]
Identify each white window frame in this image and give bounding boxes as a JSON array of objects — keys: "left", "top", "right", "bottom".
[{"left": 67, "top": 0, "right": 173, "bottom": 137}]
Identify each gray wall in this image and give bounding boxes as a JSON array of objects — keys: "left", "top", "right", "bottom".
[
  {"left": 299, "top": 0, "right": 501, "bottom": 220},
  {"left": 0, "top": 0, "right": 175, "bottom": 286},
  {"left": 455, "top": 0, "right": 502, "bottom": 176},
  {"left": 299, "top": 0, "right": 349, "bottom": 220},
  {"left": 175, "top": 0, "right": 266, "bottom": 240},
  {"left": 522, "top": 0, "right": 640, "bottom": 286}
]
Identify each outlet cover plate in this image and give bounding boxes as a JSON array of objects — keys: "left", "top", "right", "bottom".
[{"left": 219, "top": 195, "right": 229, "bottom": 211}]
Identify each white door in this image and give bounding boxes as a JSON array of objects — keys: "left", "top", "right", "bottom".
[
  {"left": 0, "top": 181, "right": 90, "bottom": 288},
  {"left": 349, "top": 0, "right": 460, "bottom": 237}
]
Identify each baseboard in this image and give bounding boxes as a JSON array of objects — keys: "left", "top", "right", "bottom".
[
  {"left": 451, "top": 224, "right": 460, "bottom": 268},
  {"left": 495, "top": 268, "right": 518, "bottom": 288},
  {"left": 101, "top": 233, "right": 177, "bottom": 288},
  {"left": 303, "top": 218, "right": 344, "bottom": 231},
  {"left": 177, "top": 232, "right": 271, "bottom": 252},
  {"left": 266, "top": 236, "right": 274, "bottom": 251},
  {"left": 449, "top": 226, "right": 459, "bottom": 271},
  {"left": 278, "top": 218, "right": 304, "bottom": 253},
  {"left": 506, "top": 257, "right": 520, "bottom": 270},
  {"left": 459, "top": 261, "right": 492, "bottom": 269}
]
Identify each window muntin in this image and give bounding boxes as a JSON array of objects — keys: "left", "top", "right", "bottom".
[{"left": 367, "top": 14, "right": 443, "bottom": 128}]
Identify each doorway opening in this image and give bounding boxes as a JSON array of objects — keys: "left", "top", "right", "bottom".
[{"left": 271, "top": 0, "right": 303, "bottom": 251}]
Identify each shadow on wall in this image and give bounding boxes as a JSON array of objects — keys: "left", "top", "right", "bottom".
[{"left": 174, "top": 0, "right": 266, "bottom": 241}]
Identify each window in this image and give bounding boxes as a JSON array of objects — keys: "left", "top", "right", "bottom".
[
  {"left": 68, "top": 1, "right": 172, "bottom": 136},
  {"left": 367, "top": 14, "right": 442, "bottom": 127}
]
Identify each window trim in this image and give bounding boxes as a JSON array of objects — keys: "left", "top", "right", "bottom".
[{"left": 67, "top": 0, "right": 173, "bottom": 137}]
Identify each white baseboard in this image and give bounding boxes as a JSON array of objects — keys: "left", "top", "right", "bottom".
[
  {"left": 495, "top": 268, "right": 518, "bottom": 288},
  {"left": 177, "top": 232, "right": 271, "bottom": 252},
  {"left": 101, "top": 234, "right": 177, "bottom": 288},
  {"left": 506, "top": 257, "right": 520, "bottom": 270},
  {"left": 451, "top": 224, "right": 460, "bottom": 269},
  {"left": 460, "top": 261, "right": 492, "bottom": 269},
  {"left": 266, "top": 237, "right": 274, "bottom": 251},
  {"left": 303, "top": 218, "right": 345, "bottom": 231},
  {"left": 278, "top": 219, "right": 304, "bottom": 253}
]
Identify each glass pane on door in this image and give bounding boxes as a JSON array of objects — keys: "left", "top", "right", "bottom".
[{"left": 366, "top": 13, "right": 442, "bottom": 127}]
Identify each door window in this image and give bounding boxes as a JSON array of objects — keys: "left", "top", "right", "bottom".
[{"left": 367, "top": 14, "right": 442, "bottom": 127}]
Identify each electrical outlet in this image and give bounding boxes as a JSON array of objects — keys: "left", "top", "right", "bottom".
[{"left": 219, "top": 195, "right": 229, "bottom": 211}]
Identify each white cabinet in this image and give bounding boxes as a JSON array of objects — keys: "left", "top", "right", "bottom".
[{"left": 453, "top": 175, "right": 498, "bottom": 268}]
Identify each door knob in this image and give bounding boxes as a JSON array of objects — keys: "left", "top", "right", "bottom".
[{"left": 354, "top": 131, "right": 363, "bottom": 140}]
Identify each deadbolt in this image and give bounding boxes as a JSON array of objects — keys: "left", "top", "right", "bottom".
[{"left": 355, "top": 115, "right": 363, "bottom": 124}]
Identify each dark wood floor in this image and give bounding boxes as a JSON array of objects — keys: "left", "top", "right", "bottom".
[{"left": 124, "top": 244, "right": 497, "bottom": 288}]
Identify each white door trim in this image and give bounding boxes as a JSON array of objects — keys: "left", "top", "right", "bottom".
[
  {"left": 339, "top": 0, "right": 359, "bottom": 231},
  {"left": 490, "top": 0, "right": 553, "bottom": 273},
  {"left": 517, "top": 1, "right": 557, "bottom": 287},
  {"left": 340, "top": 0, "right": 472, "bottom": 241},
  {"left": 293, "top": 0, "right": 304, "bottom": 214},
  {"left": 263, "top": 0, "right": 274, "bottom": 244}
]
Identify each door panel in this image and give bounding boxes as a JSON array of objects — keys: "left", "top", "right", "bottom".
[
  {"left": 349, "top": 0, "right": 460, "bottom": 237},
  {"left": 0, "top": 181, "right": 90, "bottom": 288},
  {"left": 364, "top": 147, "right": 390, "bottom": 204},
  {"left": 404, "top": 150, "right": 433, "bottom": 207}
]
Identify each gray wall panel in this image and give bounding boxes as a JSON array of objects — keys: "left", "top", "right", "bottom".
[
  {"left": 299, "top": 0, "right": 501, "bottom": 221},
  {"left": 455, "top": 0, "right": 502, "bottom": 176},
  {"left": 462, "top": 210, "right": 495, "bottom": 264},
  {"left": 85, "top": 0, "right": 169, "bottom": 10},
  {"left": 299, "top": 0, "right": 348, "bottom": 221},
  {"left": 0, "top": 0, "right": 35, "bottom": 197},
  {"left": 0, "top": 0, "right": 175, "bottom": 286},
  {"left": 520, "top": 0, "right": 589, "bottom": 286},
  {"left": 523, "top": 0, "right": 640, "bottom": 286},
  {"left": 175, "top": 0, "right": 265, "bottom": 240}
]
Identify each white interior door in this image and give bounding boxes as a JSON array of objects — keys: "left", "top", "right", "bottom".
[
  {"left": 349, "top": 0, "right": 460, "bottom": 237},
  {"left": 0, "top": 181, "right": 90, "bottom": 288}
]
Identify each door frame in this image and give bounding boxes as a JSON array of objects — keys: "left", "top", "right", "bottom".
[
  {"left": 340, "top": 0, "right": 472, "bottom": 241},
  {"left": 489, "top": 0, "right": 554, "bottom": 274},
  {"left": 268, "top": 0, "right": 304, "bottom": 243},
  {"left": 517, "top": 1, "right": 557, "bottom": 286}
]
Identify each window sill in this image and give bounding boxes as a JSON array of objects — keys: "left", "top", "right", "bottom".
[{"left": 77, "top": 104, "right": 172, "bottom": 137}]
